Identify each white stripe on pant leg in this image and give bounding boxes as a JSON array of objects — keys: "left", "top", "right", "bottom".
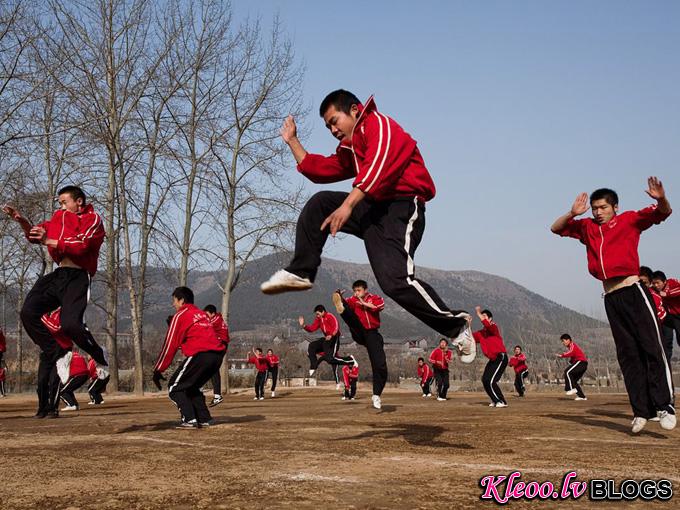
[
  {"left": 565, "top": 361, "right": 580, "bottom": 391},
  {"left": 168, "top": 356, "right": 193, "bottom": 394},
  {"left": 636, "top": 283, "right": 674, "bottom": 402},
  {"left": 404, "top": 197, "right": 454, "bottom": 318},
  {"left": 489, "top": 354, "right": 506, "bottom": 402}
]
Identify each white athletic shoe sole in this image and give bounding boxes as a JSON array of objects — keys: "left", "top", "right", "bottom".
[
  {"left": 565, "top": 389, "right": 578, "bottom": 396},
  {"left": 658, "top": 411, "right": 677, "bottom": 431},
  {"left": 631, "top": 417, "right": 648, "bottom": 434},
  {"left": 372, "top": 395, "right": 382, "bottom": 410},
  {"left": 332, "top": 291, "right": 345, "bottom": 314},
  {"left": 260, "top": 269, "right": 313, "bottom": 295},
  {"left": 61, "top": 405, "right": 77, "bottom": 412},
  {"left": 495, "top": 402, "right": 508, "bottom": 408},
  {"left": 574, "top": 397, "right": 588, "bottom": 401},
  {"left": 56, "top": 351, "right": 73, "bottom": 384}
]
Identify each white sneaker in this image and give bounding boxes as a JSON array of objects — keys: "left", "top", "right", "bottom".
[
  {"left": 332, "top": 291, "right": 345, "bottom": 314},
  {"left": 342, "top": 396, "right": 346, "bottom": 401},
  {"left": 436, "top": 397, "right": 446, "bottom": 401},
  {"left": 426, "top": 393, "right": 432, "bottom": 397},
  {"left": 452, "top": 324, "right": 476, "bottom": 363},
  {"left": 56, "top": 351, "right": 73, "bottom": 384},
  {"left": 372, "top": 395, "right": 382, "bottom": 410},
  {"left": 566, "top": 389, "right": 578, "bottom": 396},
  {"left": 260, "top": 269, "right": 313, "bottom": 295},
  {"left": 488, "top": 402, "right": 496, "bottom": 407},
  {"left": 650, "top": 416, "right": 660, "bottom": 422},
  {"left": 253, "top": 397, "right": 259, "bottom": 400},
  {"left": 336, "top": 383, "right": 342, "bottom": 391},
  {"left": 271, "top": 391, "right": 275, "bottom": 398},
  {"left": 631, "top": 417, "right": 648, "bottom": 434},
  {"left": 61, "top": 404, "right": 77, "bottom": 412},
  {"left": 88, "top": 401, "right": 96, "bottom": 405},
  {"left": 309, "top": 369, "right": 316, "bottom": 377},
  {"left": 574, "top": 396, "right": 588, "bottom": 401},
  {"left": 259, "top": 397, "right": 264, "bottom": 400},
  {"left": 657, "top": 410, "right": 677, "bottom": 431},
  {"left": 495, "top": 402, "right": 508, "bottom": 408},
  {"left": 421, "top": 394, "right": 427, "bottom": 398},
  {"left": 96, "top": 363, "right": 109, "bottom": 380}
]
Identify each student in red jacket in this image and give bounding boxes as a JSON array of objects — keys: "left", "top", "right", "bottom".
[
  {"left": 260, "top": 90, "right": 475, "bottom": 356},
  {"left": 556, "top": 334, "right": 588, "bottom": 401},
  {"left": 429, "top": 339, "right": 453, "bottom": 401},
  {"left": 0, "top": 364, "right": 6, "bottom": 397},
  {"left": 87, "top": 355, "right": 109, "bottom": 405},
  {"left": 299, "top": 305, "right": 356, "bottom": 379},
  {"left": 508, "top": 345, "right": 529, "bottom": 397},
  {"left": 247, "top": 347, "right": 270, "bottom": 400},
  {"left": 266, "top": 349, "right": 280, "bottom": 398},
  {"left": 332, "top": 280, "right": 389, "bottom": 409},
  {"left": 342, "top": 362, "right": 359, "bottom": 400},
  {"left": 0, "top": 327, "right": 6, "bottom": 367},
  {"left": 552, "top": 178, "right": 675, "bottom": 433},
  {"left": 472, "top": 307, "right": 508, "bottom": 407},
  {"left": 417, "top": 357, "right": 433, "bottom": 397},
  {"left": 153, "top": 287, "right": 226, "bottom": 429},
  {"left": 3, "top": 186, "right": 109, "bottom": 389},
  {"left": 651, "top": 270, "right": 680, "bottom": 353},
  {"left": 639, "top": 267, "right": 674, "bottom": 362},
  {"left": 59, "top": 351, "right": 90, "bottom": 411},
  {"left": 203, "top": 304, "right": 230, "bottom": 407}
]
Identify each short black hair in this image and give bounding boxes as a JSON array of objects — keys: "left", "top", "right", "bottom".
[
  {"left": 652, "top": 270, "right": 667, "bottom": 282},
  {"left": 255, "top": 347, "right": 263, "bottom": 353},
  {"left": 313, "top": 304, "right": 325, "bottom": 313},
  {"left": 439, "top": 338, "right": 448, "bottom": 345},
  {"left": 590, "top": 188, "right": 618, "bottom": 207},
  {"left": 560, "top": 333, "right": 572, "bottom": 341},
  {"left": 639, "top": 266, "right": 654, "bottom": 280},
  {"left": 417, "top": 357, "right": 424, "bottom": 362},
  {"left": 482, "top": 309, "right": 493, "bottom": 319},
  {"left": 267, "top": 349, "right": 273, "bottom": 354},
  {"left": 514, "top": 345, "right": 522, "bottom": 350},
  {"left": 166, "top": 315, "right": 174, "bottom": 326},
  {"left": 319, "top": 89, "right": 361, "bottom": 117},
  {"left": 352, "top": 279, "right": 368, "bottom": 290},
  {"left": 172, "top": 286, "right": 194, "bottom": 304},
  {"left": 203, "top": 304, "right": 217, "bottom": 314},
  {"left": 58, "top": 185, "right": 86, "bottom": 205}
]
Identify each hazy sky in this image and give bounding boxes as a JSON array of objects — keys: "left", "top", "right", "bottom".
[{"left": 236, "top": 1, "right": 680, "bottom": 319}]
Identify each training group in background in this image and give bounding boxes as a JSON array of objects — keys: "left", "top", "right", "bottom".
[{"left": 1, "top": 89, "right": 677, "bottom": 435}]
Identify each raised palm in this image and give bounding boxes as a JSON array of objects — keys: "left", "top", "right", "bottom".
[
  {"left": 570, "top": 192, "right": 589, "bottom": 216},
  {"left": 645, "top": 176, "right": 665, "bottom": 200}
]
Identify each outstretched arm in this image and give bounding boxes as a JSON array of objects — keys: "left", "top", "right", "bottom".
[
  {"left": 645, "top": 176, "right": 671, "bottom": 215},
  {"left": 550, "top": 193, "right": 589, "bottom": 233},
  {"left": 281, "top": 115, "right": 308, "bottom": 164},
  {"left": 2, "top": 205, "right": 33, "bottom": 237}
]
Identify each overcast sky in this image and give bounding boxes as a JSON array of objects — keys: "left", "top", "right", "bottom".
[{"left": 236, "top": 0, "right": 680, "bottom": 319}]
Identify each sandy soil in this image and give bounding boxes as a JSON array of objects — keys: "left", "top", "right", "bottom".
[{"left": 1, "top": 386, "right": 678, "bottom": 509}]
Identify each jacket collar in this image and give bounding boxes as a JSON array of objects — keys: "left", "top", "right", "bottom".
[{"left": 339, "top": 95, "right": 377, "bottom": 151}]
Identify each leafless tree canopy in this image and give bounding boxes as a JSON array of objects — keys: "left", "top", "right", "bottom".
[{"left": 0, "top": 0, "right": 306, "bottom": 393}]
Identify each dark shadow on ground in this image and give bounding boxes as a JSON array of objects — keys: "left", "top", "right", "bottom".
[
  {"left": 544, "top": 413, "right": 668, "bottom": 439},
  {"left": 379, "top": 404, "right": 398, "bottom": 413},
  {"left": 333, "top": 423, "right": 475, "bottom": 449}
]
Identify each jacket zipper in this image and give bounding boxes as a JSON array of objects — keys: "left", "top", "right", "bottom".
[{"left": 598, "top": 225, "right": 608, "bottom": 280}]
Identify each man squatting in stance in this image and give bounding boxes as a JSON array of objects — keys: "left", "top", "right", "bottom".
[
  {"left": 260, "top": 89, "right": 476, "bottom": 363},
  {"left": 551, "top": 177, "right": 675, "bottom": 433},
  {"left": 153, "top": 287, "right": 226, "bottom": 429},
  {"left": 3, "top": 186, "right": 109, "bottom": 418}
]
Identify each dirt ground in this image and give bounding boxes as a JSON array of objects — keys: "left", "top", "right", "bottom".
[{"left": 1, "top": 386, "right": 678, "bottom": 509}]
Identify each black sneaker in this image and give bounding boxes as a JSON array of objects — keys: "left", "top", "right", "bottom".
[
  {"left": 33, "top": 410, "right": 48, "bottom": 419},
  {"left": 209, "top": 395, "right": 223, "bottom": 407},
  {"left": 46, "top": 410, "right": 59, "bottom": 419}
]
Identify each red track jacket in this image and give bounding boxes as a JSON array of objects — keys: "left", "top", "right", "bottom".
[
  {"left": 266, "top": 354, "right": 280, "bottom": 368},
  {"left": 429, "top": 348, "right": 453, "bottom": 370},
  {"left": 154, "top": 304, "right": 226, "bottom": 373},
  {"left": 661, "top": 278, "right": 680, "bottom": 315},
  {"left": 69, "top": 352, "right": 89, "bottom": 378},
  {"left": 31, "top": 204, "right": 105, "bottom": 276},
  {"left": 473, "top": 319, "right": 507, "bottom": 360},
  {"left": 209, "top": 313, "right": 230, "bottom": 346},
  {"left": 40, "top": 308, "right": 73, "bottom": 349},
  {"left": 555, "top": 205, "right": 670, "bottom": 281},
  {"left": 508, "top": 353, "right": 528, "bottom": 374},
  {"left": 559, "top": 342, "right": 588, "bottom": 364},
  {"left": 247, "top": 354, "right": 270, "bottom": 373},
  {"left": 304, "top": 313, "right": 339, "bottom": 337},
  {"left": 342, "top": 365, "right": 359, "bottom": 389},
  {"left": 297, "top": 96, "right": 436, "bottom": 202},
  {"left": 649, "top": 288, "right": 667, "bottom": 323},
  {"left": 417, "top": 363, "right": 433, "bottom": 384},
  {"left": 88, "top": 358, "right": 97, "bottom": 380},
  {"left": 346, "top": 293, "right": 385, "bottom": 330},
  {"left": 0, "top": 328, "right": 5, "bottom": 353}
]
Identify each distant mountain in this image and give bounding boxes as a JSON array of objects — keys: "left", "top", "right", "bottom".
[{"left": 86, "top": 252, "right": 610, "bottom": 353}]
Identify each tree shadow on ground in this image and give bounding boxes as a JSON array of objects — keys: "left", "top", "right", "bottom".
[
  {"left": 333, "top": 423, "right": 475, "bottom": 449},
  {"left": 543, "top": 413, "right": 668, "bottom": 439},
  {"left": 115, "top": 414, "right": 265, "bottom": 433}
]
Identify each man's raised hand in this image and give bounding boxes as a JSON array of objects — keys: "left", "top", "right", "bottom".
[
  {"left": 570, "top": 192, "right": 589, "bottom": 217},
  {"left": 280, "top": 115, "right": 297, "bottom": 144},
  {"left": 645, "top": 176, "right": 665, "bottom": 201}
]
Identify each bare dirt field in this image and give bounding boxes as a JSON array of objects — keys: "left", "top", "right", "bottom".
[{"left": 1, "top": 386, "right": 678, "bottom": 509}]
